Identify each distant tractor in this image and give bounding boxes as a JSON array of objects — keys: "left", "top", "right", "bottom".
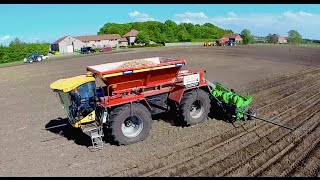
[
  {"left": 23, "top": 52, "right": 48, "bottom": 63},
  {"left": 226, "top": 40, "right": 235, "bottom": 46}
]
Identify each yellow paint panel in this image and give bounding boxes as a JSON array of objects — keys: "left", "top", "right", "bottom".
[
  {"left": 133, "top": 68, "right": 151, "bottom": 73},
  {"left": 50, "top": 74, "right": 95, "bottom": 92},
  {"left": 103, "top": 72, "right": 123, "bottom": 78},
  {"left": 152, "top": 65, "right": 175, "bottom": 70},
  {"left": 71, "top": 110, "right": 96, "bottom": 128}
]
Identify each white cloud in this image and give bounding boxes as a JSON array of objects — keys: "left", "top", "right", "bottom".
[
  {"left": 175, "top": 12, "right": 208, "bottom": 24},
  {"left": 0, "top": 35, "right": 12, "bottom": 44},
  {"left": 298, "top": 11, "right": 312, "bottom": 16},
  {"left": 283, "top": 11, "right": 296, "bottom": 18},
  {"left": 173, "top": 11, "right": 320, "bottom": 39},
  {"left": 227, "top": 12, "right": 237, "bottom": 17},
  {"left": 175, "top": 12, "right": 208, "bottom": 19},
  {"left": 128, "top": 11, "right": 155, "bottom": 22}
]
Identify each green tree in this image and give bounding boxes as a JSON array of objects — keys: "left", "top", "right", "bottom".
[
  {"left": 98, "top": 20, "right": 233, "bottom": 43},
  {"left": 9, "top": 38, "right": 25, "bottom": 46},
  {"left": 287, "top": 30, "right": 303, "bottom": 44},
  {"left": 164, "top": 28, "right": 176, "bottom": 42},
  {"left": 135, "top": 31, "right": 150, "bottom": 45},
  {"left": 154, "top": 32, "right": 167, "bottom": 43},
  {"left": 241, "top": 29, "right": 254, "bottom": 45},
  {"left": 164, "top": 20, "right": 177, "bottom": 27},
  {"left": 176, "top": 26, "right": 191, "bottom": 42}
]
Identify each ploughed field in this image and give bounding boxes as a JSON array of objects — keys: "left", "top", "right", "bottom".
[{"left": 0, "top": 45, "right": 319, "bottom": 176}]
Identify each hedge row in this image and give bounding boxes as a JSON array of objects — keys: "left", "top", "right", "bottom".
[{"left": 0, "top": 43, "right": 50, "bottom": 64}]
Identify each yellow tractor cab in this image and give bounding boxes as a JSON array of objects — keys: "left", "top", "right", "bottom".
[{"left": 50, "top": 73, "right": 97, "bottom": 128}]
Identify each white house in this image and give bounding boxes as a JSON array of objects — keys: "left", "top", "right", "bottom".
[
  {"left": 123, "top": 29, "right": 139, "bottom": 46},
  {"left": 119, "top": 37, "right": 128, "bottom": 47},
  {"left": 51, "top": 30, "right": 141, "bottom": 54},
  {"left": 51, "top": 36, "right": 83, "bottom": 54},
  {"left": 75, "top": 34, "right": 121, "bottom": 48},
  {"left": 51, "top": 34, "right": 121, "bottom": 54}
]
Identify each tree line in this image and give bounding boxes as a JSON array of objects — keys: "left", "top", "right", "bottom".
[
  {"left": 99, "top": 20, "right": 306, "bottom": 45},
  {"left": 98, "top": 20, "right": 233, "bottom": 44},
  {"left": 0, "top": 38, "right": 50, "bottom": 64},
  {"left": 240, "top": 29, "right": 306, "bottom": 45}
]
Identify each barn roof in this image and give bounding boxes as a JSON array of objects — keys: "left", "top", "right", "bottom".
[
  {"left": 52, "top": 36, "right": 68, "bottom": 44},
  {"left": 119, "top": 37, "right": 128, "bottom": 42},
  {"left": 123, "top": 29, "right": 139, "bottom": 37},
  {"left": 222, "top": 33, "right": 242, "bottom": 39},
  {"left": 75, "top": 34, "right": 121, "bottom": 42}
]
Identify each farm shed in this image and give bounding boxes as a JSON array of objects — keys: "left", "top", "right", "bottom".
[
  {"left": 123, "top": 29, "right": 139, "bottom": 46},
  {"left": 50, "top": 36, "right": 83, "bottom": 54},
  {"left": 51, "top": 34, "right": 121, "bottom": 54},
  {"left": 270, "top": 34, "right": 288, "bottom": 44},
  {"left": 222, "top": 33, "right": 243, "bottom": 43}
]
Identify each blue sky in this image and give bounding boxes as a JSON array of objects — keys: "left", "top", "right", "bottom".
[{"left": 1, "top": 4, "right": 320, "bottom": 45}]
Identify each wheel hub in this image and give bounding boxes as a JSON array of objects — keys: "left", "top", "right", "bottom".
[
  {"left": 190, "top": 100, "right": 204, "bottom": 119},
  {"left": 121, "top": 116, "right": 143, "bottom": 138}
]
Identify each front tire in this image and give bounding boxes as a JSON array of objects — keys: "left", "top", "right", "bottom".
[
  {"left": 37, "top": 57, "right": 42, "bottom": 62},
  {"left": 108, "top": 103, "right": 152, "bottom": 145},
  {"left": 178, "top": 89, "right": 211, "bottom": 126}
]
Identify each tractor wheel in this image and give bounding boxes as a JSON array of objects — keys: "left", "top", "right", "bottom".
[
  {"left": 37, "top": 57, "right": 42, "bottom": 62},
  {"left": 29, "top": 60, "right": 33, "bottom": 63},
  {"left": 178, "top": 89, "right": 211, "bottom": 126},
  {"left": 108, "top": 103, "right": 152, "bottom": 145}
]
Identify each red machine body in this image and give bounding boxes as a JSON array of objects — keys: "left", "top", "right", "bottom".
[{"left": 86, "top": 57, "right": 208, "bottom": 109}]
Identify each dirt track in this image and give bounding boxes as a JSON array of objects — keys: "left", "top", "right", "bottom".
[{"left": 0, "top": 45, "right": 320, "bottom": 176}]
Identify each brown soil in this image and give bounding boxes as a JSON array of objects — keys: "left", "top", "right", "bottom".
[{"left": 0, "top": 45, "right": 319, "bottom": 176}]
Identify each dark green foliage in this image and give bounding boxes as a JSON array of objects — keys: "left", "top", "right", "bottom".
[
  {"left": 135, "top": 31, "right": 150, "bottom": 44},
  {"left": 287, "top": 30, "right": 303, "bottom": 44},
  {"left": 241, "top": 29, "right": 254, "bottom": 45},
  {"left": 98, "top": 20, "right": 232, "bottom": 44},
  {"left": 0, "top": 38, "right": 49, "bottom": 64}
]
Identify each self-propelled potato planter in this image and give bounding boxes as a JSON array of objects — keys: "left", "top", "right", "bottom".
[{"left": 50, "top": 57, "right": 256, "bottom": 148}]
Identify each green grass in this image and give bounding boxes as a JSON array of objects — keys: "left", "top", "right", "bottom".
[
  {"left": 0, "top": 61, "right": 24, "bottom": 68},
  {"left": 0, "top": 49, "right": 133, "bottom": 68}
]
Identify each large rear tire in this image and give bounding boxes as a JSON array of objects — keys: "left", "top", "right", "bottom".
[
  {"left": 178, "top": 89, "right": 211, "bottom": 126},
  {"left": 108, "top": 103, "right": 152, "bottom": 145}
]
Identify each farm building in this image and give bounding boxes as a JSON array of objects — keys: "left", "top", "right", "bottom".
[
  {"left": 51, "top": 34, "right": 121, "bottom": 54},
  {"left": 270, "top": 34, "right": 288, "bottom": 44},
  {"left": 50, "top": 36, "right": 84, "bottom": 54},
  {"left": 119, "top": 37, "right": 128, "bottom": 47},
  {"left": 75, "top": 34, "right": 121, "bottom": 48},
  {"left": 123, "top": 29, "right": 139, "bottom": 46},
  {"left": 222, "top": 33, "right": 243, "bottom": 43}
]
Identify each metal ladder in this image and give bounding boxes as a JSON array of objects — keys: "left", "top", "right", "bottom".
[{"left": 81, "top": 123, "right": 104, "bottom": 149}]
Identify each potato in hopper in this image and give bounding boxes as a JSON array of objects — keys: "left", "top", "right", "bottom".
[{"left": 117, "top": 59, "right": 157, "bottom": 69}]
